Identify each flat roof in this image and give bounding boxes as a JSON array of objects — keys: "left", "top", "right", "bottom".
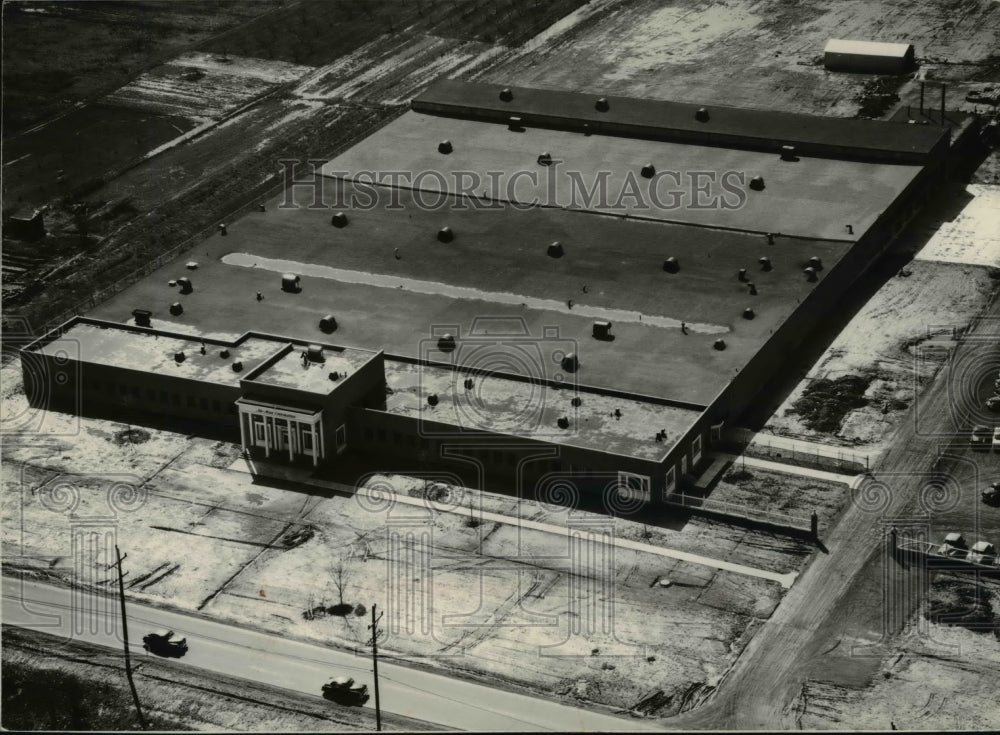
[
  {"left": 251, "top": 345, "right": 375, "bottom": 395},
  {"left": 382, "top": 361, "right": 701, "bottom": 462},
  {"left": 89, "top": 183, "right": 853, "bottom": 405},
  {"left": 413, "top": 79, "right": 946, "bottom": 161},
  {"left": 323, "top": 111, "right": 925, "bottom": 241},
  {"left": 31, "top": 321, "right": 282, "bottom": 387},
  {"left": 824, "top": 39, "right": 914, "bottom": 58}
]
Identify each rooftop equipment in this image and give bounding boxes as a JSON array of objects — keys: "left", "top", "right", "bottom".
[
  {"left": 132, "top": 309, "right": 152, "bottom": 327},
  {"left": 780, "top": 145, "right": 797, "bottom": 161},
  {"left": 174, "top": 351, "right": 186, "bottom": 363},
  {"left": 595, "top": 97, "right": 610, "bottom": 112},
  {"left": 663, "top": 257, "right": 680, "bottom": 273},
  {"left": 427, "top": 394, "right": 439, "bottom": 406},
  {"left": 738, "top": 268, "right": 748, "bottom": 282},
  {"left": 743, "top": 308, "right": 755, "bottom": 320},
  {"left": 759, "top": 256, "right": 772, "bottom": 272},
  {"left": 438, "top": 333, "right": 456, "bottom": 351},
  {"left": 281, "top": 273, "right": 301, "bottom": 292},
  {"left": 713, "top": 339, "right": 727, "bottom": 351},
  {"left": 319, "top": 314, "right": 338, "bottom": 333},
  {"left": 808, "top": 256, "right": 823, "bottom": 270},
  {"left": 592, "top": 320, "right": 612, "bottom": 340},
  {"left": 438, "top": 140, "right": 453, "bottom": 154},
  {"left": 804, "top": 267, "right": 818, "bottom": 282},
  {"left": 695, "top": 107, "right": 710, "bottom": 122},
  {"left": 499, "top": 87, "right": 514, "bottom": 102},
  {"left": 437, "top": 226, "right": 454, "bottom": 243},
  {"left": 640, "top": 163, "right": 656, "bottom": 178},
  {"left": 547, "top": 241, "right": 564, "bottom": 258},
  {"left": 537, "top": 151, "right": 553, "bottom": 166},
  {"left": 561, "top": 352, "right": 579, "bottom": 373},
  {"left": 232, "top": 361, "right": 243, "bottom": 372},
  {"left": 331, "top": 212, "right": 348, "bottom": 228},
  {"left": 749, "top": 176, "right": 765, "bottom": 191},
  {"left": 169, "top": 302, "right": 183, "bottom": 316},
  {"left": 177, "top": 277, "right": 193, "bottom": 294},
  {"left": 307, "top": 344, "right": 325, "bottom": 363}
]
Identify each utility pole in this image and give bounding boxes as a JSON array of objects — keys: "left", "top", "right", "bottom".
[
  {"left": 368, "top": 604, "right": 384, "bottom": 731},
  {"left": 111, "top": 545, "right": 146, "bottom": 730}
]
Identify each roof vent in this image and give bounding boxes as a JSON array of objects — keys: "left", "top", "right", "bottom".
[
  {"left": 220, "top": 349, "right": 230, "bottom": 359},
  {"left": 463, "top": 377, "right": 474, "bottom": 390},
  {"left": 738, "top": 268, "right": 748, "bottom": 282},
  {"left": 259, "top": 204, "right": 266, "bottom": 212},
  {"left": 427, "top": 393, "right": 439, "bottom": 407},
  {"left": 547, "top": 241, "right": 564, "bottom": 258},
  {"left": 168, "top": 280, "right": 177, "bottom": 287},
  {"left": 132, "top": 309, "right": 152, "bottom": 327},
  {"left": 713, "top": 339, "right": 727, "bottom": 351},
  {"left": 560, "top": 352, "right": 579, "bottom": 373},
  {"left": 331, "top": 212, "right": 348, "bottom": 228},
  {"left": 281, "top": 273, "right": 301, "bottom": 292},
  {"left": 749, "top": 176, "right": 765, "bottom": 191},
  {"left": 185, "top": 261, "right": 198, "bottom": 270},
  {"left": 169, "top": 302, "right": 183, "bottom": 316},
  {"left": 748, "top": 282, "right": 758, "bottom": 296},
  {"left": 232, "top": 360, "right": 243, "bottom": 372},
  {"left": 759, "top": 256, "right": 772, "bottom": 272},
  {"left": 592, "top": 320, "right": 612, "bottom": 341},
  {"left": 438, "top": 139, "right": 453, "bottom": 154},
  {"left": 537, "top": 151, "right": 553, "bottom": 166},
  {"left": 508, "top": 115, "right": 524, "bottom": 132},
  {"left": 437, "top": 226, "right": 454, "bottom": 243},
  {"left": 177, "top": 277, "right": 193, "bottom": 294},
  {"left": 662, "top": 257, "right": 680, "bottom": 273},
  {"left": 328, "top": 371, "right": 340, "bottom": 381},
  {"left": 743, "top": 307, "right": 755, "bottom": 320},
  {"left": 557, "top": 416, "right": 570, "bottom": 429},
  {"left": 640, "top": 163, "right": 656, "bottom": 178},
  {"left": 319, "top": 314, "right": 338, "bottom": 333},
  {"left": 695, "top": 107, "right": 710, "bottom": 122},
  {"left": 571, "top": 396, "right": 582, "bottom": 407},
  {"left": 218, "top": 223, "right": 227, "bottom": 236},
  {"left": 808, "top": 256, "right": 823, "bottom": 270},
  {"left": 499, "top": 87, "right": 514, "bottom": 102},
  {"left": 804, "top": 267, "right": 818, "bottom": 282},
  {"left": 307, "top": 344, "right": 324, "bottom": 362},
  {"left": 438, "top": 333, "right": 456, "bottom": 352},
  {"left": 595, "top": 97, "right": 610, "bottom": 112},
  {"left": 780, "top": 145, "right": 798, "bottom": 161},
  {"left": 174, "top": 351, "right": 186, "bottom": 363}
]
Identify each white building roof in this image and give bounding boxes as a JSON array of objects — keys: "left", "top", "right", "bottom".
[{"left": 824, "top": 39, "right": 913, "bottom": 58}]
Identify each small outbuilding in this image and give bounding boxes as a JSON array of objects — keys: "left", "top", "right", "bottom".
[{"left": 823, "top": 39, "right": 915, "bottom": 75}]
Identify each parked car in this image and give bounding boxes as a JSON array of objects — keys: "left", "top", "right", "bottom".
[
  {"left": 994, "top": 427, "right": 1000, "bottom": 452},
  {"left": 986, "top": 395, "right": 1000, "bottom": 412},
  {"left": 142, "top": 629, "right": 188, "bottom": 658},
  {"left": 967, "top": 541, "right": 999, "bottom": 566},
  {"left": 936, "top": 532, "right": 968, "bottom": 558},
  {"left": 321, "top": 676, "right": 369, "bottom": 706},
  {"left": 982, "top": 481, "right": 1000, "bottom": 506},
  {"left": 971, "top": 425, "right": 991, "bottom": 450}
]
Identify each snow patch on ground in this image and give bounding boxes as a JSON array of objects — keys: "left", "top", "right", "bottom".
[{"left": 913, "top": 185, "right": 1000, "bottom": 267}]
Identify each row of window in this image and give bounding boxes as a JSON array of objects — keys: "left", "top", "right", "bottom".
[{"left": 90, "top": 379, "right": 235, "bottom": 415}]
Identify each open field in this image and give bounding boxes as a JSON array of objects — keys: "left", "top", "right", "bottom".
[
  {"left": 477, "top": 0, "right": 1000, "bottom": 116},
  {"left": 1, "top": 1, "right": 276, "bottom": 137},
  {"left": 2, "top": 625, "right": 429, "bottom": 731}
]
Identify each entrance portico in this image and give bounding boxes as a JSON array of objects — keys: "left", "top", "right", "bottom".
[{"left": 236, "top": 397, "right": 324, "bottom": 466}]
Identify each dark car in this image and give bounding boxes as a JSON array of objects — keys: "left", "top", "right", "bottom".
[
  {"left": 971, "top": 425, "right": 991, "bottom": 450},
  {"left": 983, "top": 481, "right": 1000, "bottom": 506},
  {"left": 321, "top": 676, "right": 369, "bottom": 706},
  {"left": 142, "top": 629, "right": 188, "bottom": 658}
]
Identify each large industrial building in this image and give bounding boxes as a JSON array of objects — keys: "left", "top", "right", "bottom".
[{"left": 22, "top": 80, "right": 953, "bottom": 510}]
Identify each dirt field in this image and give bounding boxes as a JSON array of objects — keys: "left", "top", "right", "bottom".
[
  {"left": 2, "top": 625, "right": 429, "bottom": 731},
  {"left": 477, "top": 0, "right": 1000, "bottom": 116}
]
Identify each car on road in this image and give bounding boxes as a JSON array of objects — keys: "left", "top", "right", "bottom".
[
  {"left": 142, "top": 629, "right": 188, "bottom": 658},
  {"left": 971, "top": 425, "right": 991, "bottom": 450},
  {"left": 935, "top": 532, "right": 968, "bottom": 559},
  {"left": 982, "top": 481, "right": 1000, "bottom": 506},
  {"left": 321, "top": 676, "right": 369, "bottom": 706},
  {"left": 967, "top": 541, "right": 999, "bottom": 566}
]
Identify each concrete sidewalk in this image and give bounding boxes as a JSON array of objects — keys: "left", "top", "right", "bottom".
[
  {"left": 717, "top": 453, "right": 867, "bottom": 489},
  {"left": 230, "top": 457, "right": 799, "bottom": 589}
]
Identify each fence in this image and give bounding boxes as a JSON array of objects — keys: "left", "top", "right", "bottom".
[
  {"left": 666, "top": 490, "right": 815, "bottom": 535},
  {"left": 724, "top": 428, "right": 869, "bottom": 474}
]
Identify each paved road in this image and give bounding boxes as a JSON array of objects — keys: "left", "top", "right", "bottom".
[
  {"left": 3, "top": 577, "right": 657, "bottom": 732},
  {"left": 665, "top": 302, "right": 998, "bottom": 728}
]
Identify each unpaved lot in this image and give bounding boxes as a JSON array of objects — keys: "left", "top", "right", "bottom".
[
  {"left": 477, "top": 0, "right": 1000, "bottom": 116},
  {"left": 764, "top": 259, "right": 998, "bottom": 452}
]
